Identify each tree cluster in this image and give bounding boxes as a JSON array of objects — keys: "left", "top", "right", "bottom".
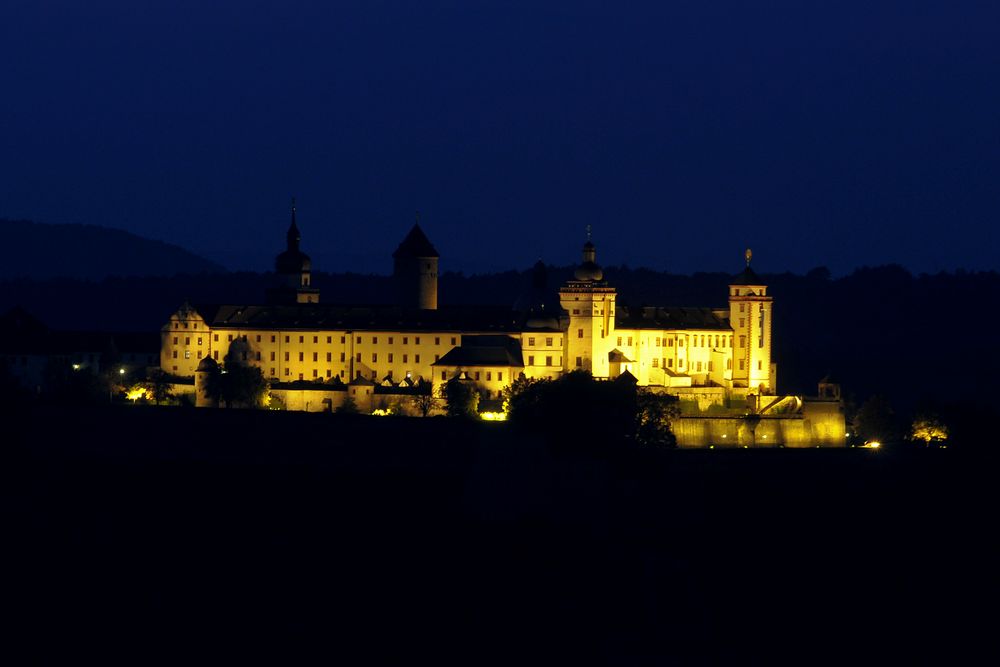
[{"left": 502, "top": 370, "right": 678, "bottom": 451}]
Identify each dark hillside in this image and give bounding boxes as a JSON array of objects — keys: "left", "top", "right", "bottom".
[{"left": 0, "top": 219, "right": 225, "bottom": 280}]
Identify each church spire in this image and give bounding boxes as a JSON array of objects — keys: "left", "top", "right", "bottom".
[{"left": 287, "top": 197, "right": 300, "bottom": 251}]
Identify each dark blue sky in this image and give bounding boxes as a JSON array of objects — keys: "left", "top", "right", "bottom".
[{"left": 2, "top": 0, "right": 998, "bottom": 276}]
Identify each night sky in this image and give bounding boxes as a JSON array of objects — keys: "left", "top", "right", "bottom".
[{"left": 2, "top": 0, "right": 998, "bottom": 276}]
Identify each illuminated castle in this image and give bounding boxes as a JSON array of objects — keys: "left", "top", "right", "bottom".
[{"left": 161, "top": 204, "right": 844, "bottom": 445}]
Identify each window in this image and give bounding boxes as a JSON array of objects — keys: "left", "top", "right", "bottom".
[
  {"left": 403, "top": 354, "right": 408, "bottom": 363},
  {"left": 327, "top": 336, "right": 332, "bottom": 344},
  {"left": 528, "top": 355, "right": 535, "bottom": 366},
  {"left": 356, "top": 353, "right": 361, "bottom": 362},
  {"left": 546, "top": 337, "right": 553, "bottom": 347},
  {"left": 740, "top": 303, "right": 745, "bottom": 313},
  {"left": 270, "top": 352, "right": 276, "bottom": 361},
  {"left": 617, "top": 337, "right": 622, "bottom": 346},
  {"left": 573, "top": 309, "right": 580, "bottom": 315},
  {"left": 679, "top": 339, "right": 684, "bottom": 347},
  {"left": 299, "top": 373, "right": 304, "bottom": 381},
  {"left": 299, "top": 336, "right": 304, "bottom": 343},
  {"left": 759, "top": 337, "right": 764, "bottom": 348},
  {"left": 434, "top": 354, "right": 439, "bottom": 362},
  {"left": 340, "top": 352, "right": 345, "bottom": 362},
  {"left": 213, "top": 351, "right": 219, "bottom": 360},
  {"left": 709, "top": 361, "right": 714, "bottom": 371},
  {"left": 388, "top": 353, "right": 393, "bottom": 363},
  {"left": 727, "top": 359, "right": 732, "bottom": 370},
  {"left": 256, "top": 352, "right": 261, "bottom": 361},
  {"left": 739, "top": 360, "right": 745, "bottom": 370},
  {"left": 415, "top": 354, "right": 420, "bottom": 363},
  {"left": 255, "top": 335, "right": 261, "bottom": 342},
  {"left": 739, "top": 318, "right": 745, "bottom": 328},
  {"left": 388, "top": 337, "right": 394, "bottom": 345},
  {"left": 652, "top": 358, "right": 659, "bottom": 368},
  {"left": 356, "top": 336, "right": 361, "bottom": 344},
  {"left": 403, "top": 337, "right": 408, "bottom": 345},
  {"left": 197, "top": 337, "right": 202, "bottom": 346},
  {"left": 373, "top": 336, "right": 378, "bottom": 344},
  {"left": 387, "top": 370, "right": 393, "bottom": 379},
  {"left": 627, "top": 337, "right": 633, "bottom": 346},
  {"left": 528, "top": 337, "right": 535, "bottom": 346},
  {"left": 415, "top": 337, "right": 421, "bottom": 345},
  {"left": 668, "top": 358, "right": 673, "bottom": 368},
  {"left": 655, "top": 337, "right": 660, "bottom": 347},
  {"left": 668, "top": 339, "right": 674, "bottom": 347},
  {"left": 486, "top": 371, "right": 492, "bottom": 381},
  {"left": 174, "top": 323, "right": 178, "bottom": 329},
  {"left": 739, "top": 336, "right": 746, "bottom": 348},
  {"left": 313, "top": 369, "right": 318, "bottom": 378},
  {"left": 228, "top": 335, "right": 234, "bottom": 342},
  {"left": 679, "top": 359, "right": 684, "bottom": 367},
  {"left": 285, "top": 336, "right": 290, "bottom": 343},
  {"left": 474, "top": 372, "right": 480, "bottom": 381},
  {"left": 441, "top": 371, "right": 447, "bottom": 380},
  {"left": 434, "top": 337, "right": 440, "bottom": 345},
  {"left": 270, "top": 368, "right": 275, "bottom": 376},
  {"left": 340, "top": 370, "right": 345, "bottom": 378},
  {"left": 578, "top": 329, "right": 584, "bottom": 338},
  {"left": 758, "top": 360, "right": 763, "bottom": 370},
  {"left": 715, "top": 336, "right": 720, "bottom": 348},
  {"left": 298, "top": 352, "right": 304, "bottom": 362},
  {"left": 172, "top": 350, "right": 177, "bottom": 358},
  {"left": 340, "top": 336, "right": 345, "bottom": 344},
  {"left": 326, "top": 370, "right": 331, "bottom": 377},
  {"left": 576, "top": 356, "right": 582, "bottom": 367},
  {"left": 284, "top": 352, "right": 290, "bottom": 361},
  {"left": 327, "top": 352, "right": 332, "bottom": 362},
  {"left": 184, "top": 337, "right": 190, "bottom": 345},
  {"left": 271, "top": 335, "right": 276, "bottom": 343},
  {"left": 545, "top": 356, "right": 552, "bottom": 367},
  {"left": 697, "top": 361, "right": 702, "bottom": 371},
  {"left": 498, "top": 372, "right": 503, "bottom": 382},
  {"left": 451, "top": 337, "right": 456, "bottom": 346},
  {"left": 285, "top": 368, "right": 290, "bottom": 376}
]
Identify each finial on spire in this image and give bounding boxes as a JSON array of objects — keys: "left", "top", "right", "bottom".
[
  {"left": 586, "top": 224, "right": 592, "bottom": 241},
  {"left": 415, "top": 210, "right": 420, "bottom": 226},
  {"left": 745, "top": 248, "right": 753, "bottom": 267}
]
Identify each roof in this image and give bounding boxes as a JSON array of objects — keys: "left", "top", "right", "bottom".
[
  {"left": 190, "top": 303, "right": 522, "bottom": 333},
  {"left": 608, "top": 349, "right": 635, "bottom": 363},
  {"left": 433, "top": 335, "right": 524, "bottom": 368},
  {"left": 392, "top": 224, "right": 439, "bottom": 259},
  {"left": 730, "top": 266, "right": 765, "bottom": 286},
  {"left": 615, "top": 306, "right": 731, "bottom": 331}
]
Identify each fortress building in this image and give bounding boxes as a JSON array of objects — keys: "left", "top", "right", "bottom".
[{"left": 161, "top": 205, "right": 844, "bottom": 446}]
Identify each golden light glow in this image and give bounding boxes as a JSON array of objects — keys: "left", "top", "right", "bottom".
[
  {"left": 371, "top": 408, "right": 393, "bottom": 416},
  {"left": 126, "top": 386, "right": 149, "bottom": 402},
  {"left": 863, "top": 440, "right": 881, "bottom": 449},
  {"left": 480, "top": 411, "right": 507, "bottom": 421}
]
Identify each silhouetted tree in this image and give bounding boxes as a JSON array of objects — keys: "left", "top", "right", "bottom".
[
  {"left": 203, "top": 362, "right": 268, "bottom": 408},
  {"left": 336, "top": 394, "right": 359, "bottom": 414},
  {"left": 853, "top": 395, "right": 899, "bottom": 445},
  {"left": 441, "top": 377, "right": 479, "bottom": 418},
  {"left": 410, "top": 380, "right": 435, "bottom": 417},
  {"left": 144, "top": 368, "right": 174, "bottom": 405}
]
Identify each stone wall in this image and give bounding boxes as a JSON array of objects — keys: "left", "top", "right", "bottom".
[{"left": 674, "top": 400, "right": 846, "bottom": 448}]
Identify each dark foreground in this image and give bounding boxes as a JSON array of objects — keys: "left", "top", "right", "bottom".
[{"left": 5, "top": 406, "right": 994, "bottom": 664}]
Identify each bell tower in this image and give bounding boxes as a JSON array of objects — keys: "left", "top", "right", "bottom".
[
  {"left": 728, "top": 248, "right": 773, "bottom": 393},
  {"left": 393, "top": 218, "right": 439, "bottom": 310},
  {"left": 558, "top": 228, "right": 616, "bottom": 377}
]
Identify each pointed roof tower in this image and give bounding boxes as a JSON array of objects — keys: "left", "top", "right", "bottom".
[{"left": 393, "top": 222, "right": 439, "bottom": 259}]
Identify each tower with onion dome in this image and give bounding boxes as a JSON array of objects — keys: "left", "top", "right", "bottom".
[{"left": 558, "top": 228, "right": 618, "bottom": 377}]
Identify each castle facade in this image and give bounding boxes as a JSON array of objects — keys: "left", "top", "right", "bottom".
[{"left": 162, "top": 205, "right": 775, "bottom": 404}]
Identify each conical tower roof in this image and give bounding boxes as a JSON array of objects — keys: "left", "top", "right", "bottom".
[{"left": 392, "top": 223, "right": 439, "bottom": 259}]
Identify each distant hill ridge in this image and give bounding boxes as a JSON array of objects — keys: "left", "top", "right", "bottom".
[{"left": 0, "top": 219, "right": 226, "bottom": 280}]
